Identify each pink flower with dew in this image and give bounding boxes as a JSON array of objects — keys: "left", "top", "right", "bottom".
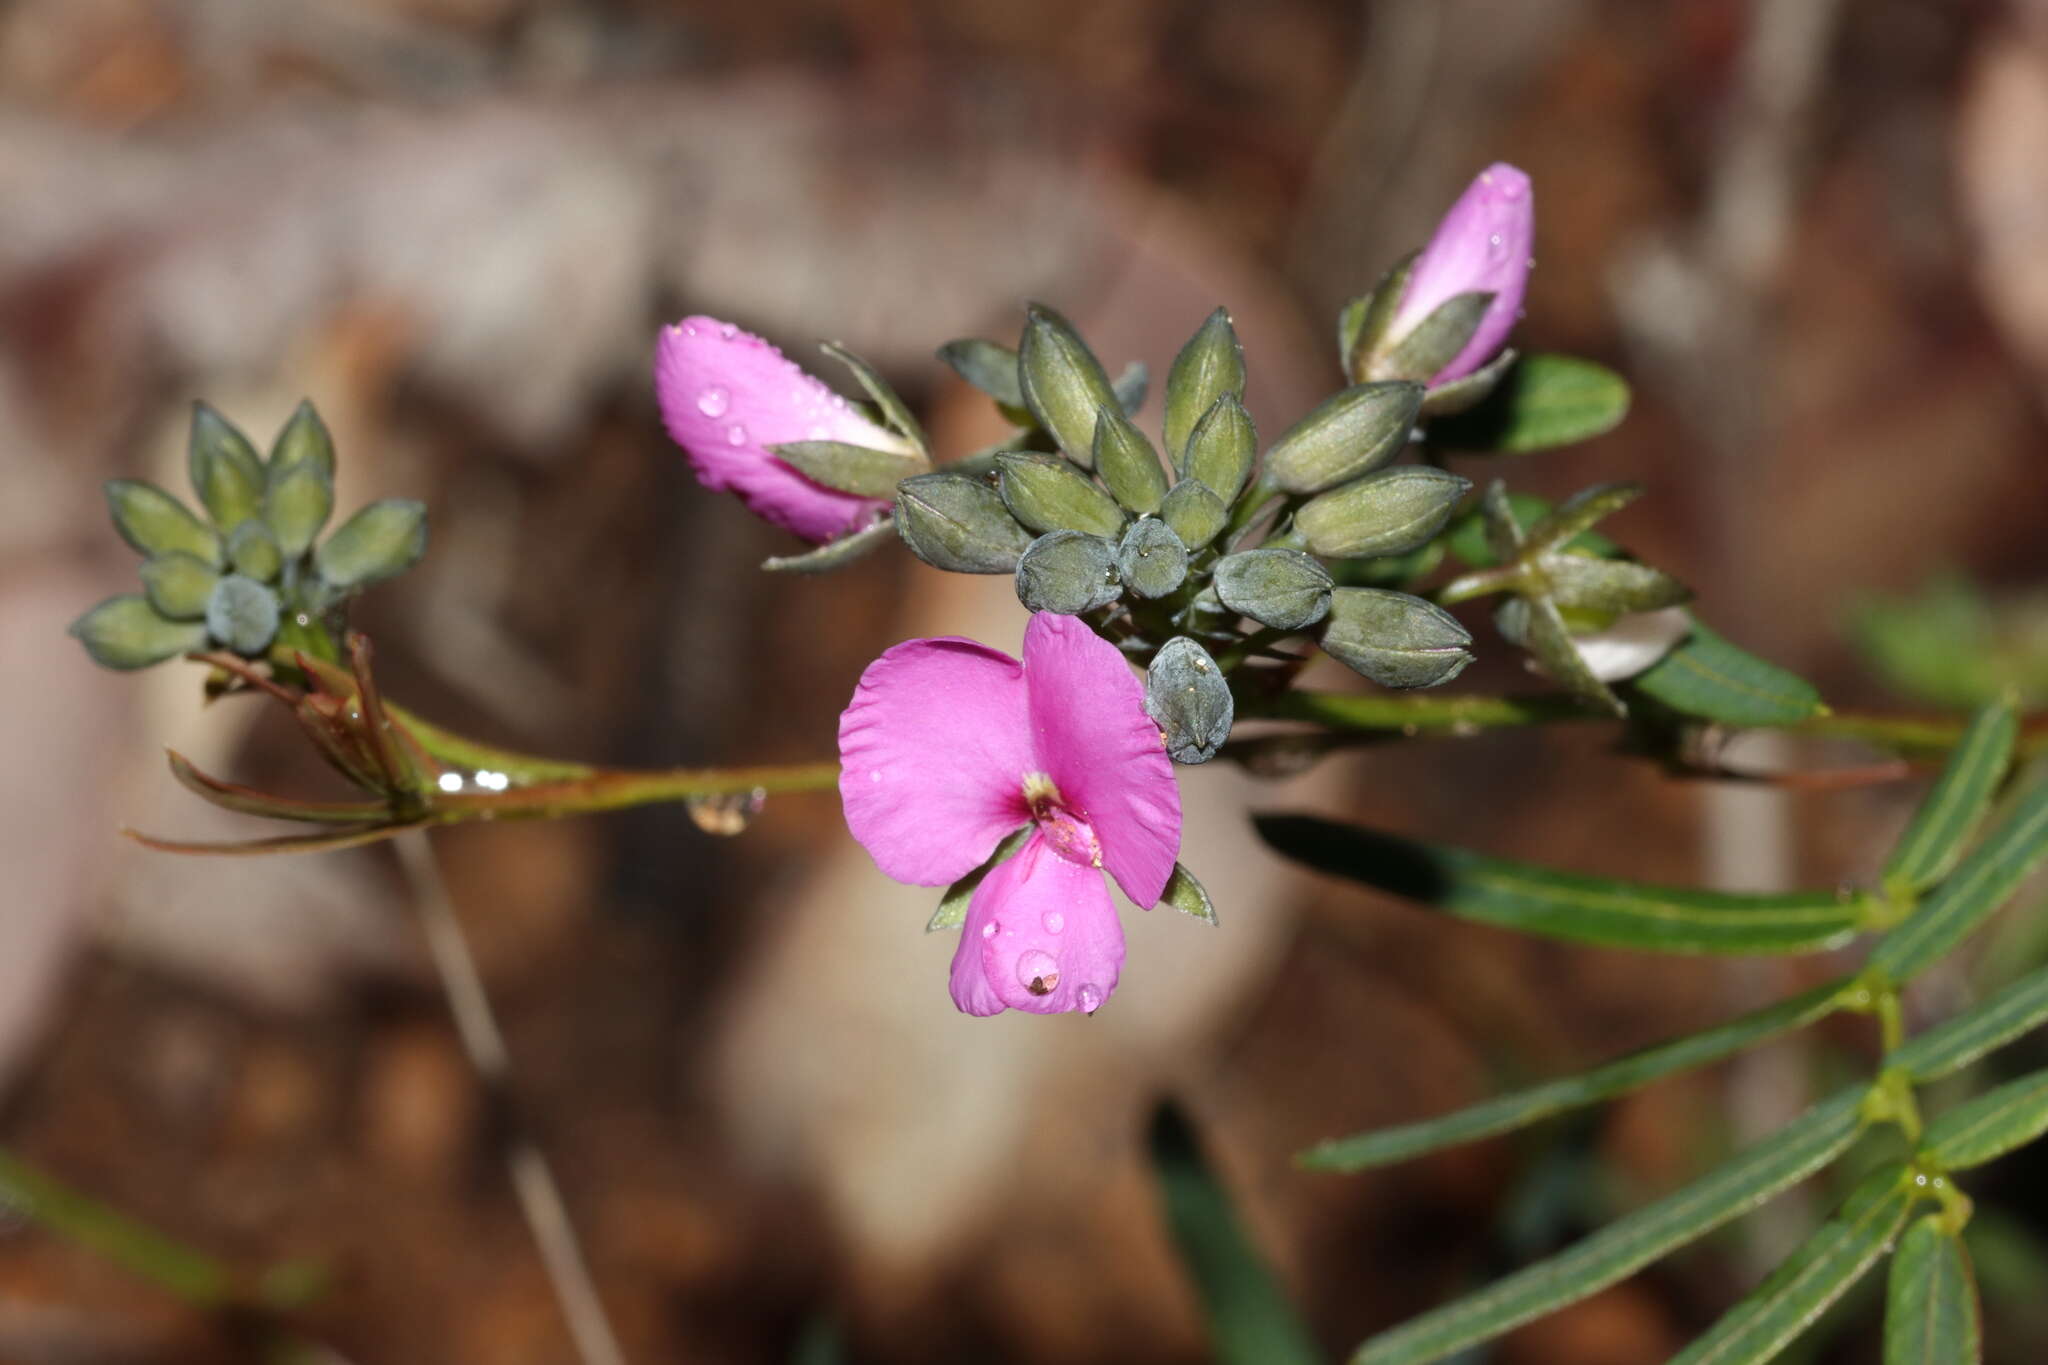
[
  {"left": 839, "top": 613, "right": 1183, "bottom": 1017},
  {"left": 1389, "top": 163, "right": 1534, "bottom": 386},
  {"left": 654, "top": 316, "right": 908, "bottom": 543}
]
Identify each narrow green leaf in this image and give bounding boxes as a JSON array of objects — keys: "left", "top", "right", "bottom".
[
  {"left": 1151, "top": 1103, "right": 1322, "bottom": 1365},
  {"left": 1669, "top": 1163, "right": 1916, "bottom": 1365},
  {"left": 1525, "top": 482, "right": 1642, "bottom": 553},
  {"left": 821, "top": 342, "right": 927, "bottom": 456},
  {"left": 1350, "top": 1088, "right": 1868, "bottom": 1365},
  {"left": 936, "top": 338, "right": 1025, "bottom": 409},
  {"left": 1884, "top": 699, "right": 2018, "bottom": 898},
  {"left": 1162, "top": 862, "right": 1218, "bottom": 925},
  {"left": 927, "top": 828, "right": 1032, "bottom": 932},
  {"left": 1871, "top": 775, "right": 2048, "bottom": 983},
  {"left": 1342, "top": 251, "right": 1417, "bottom": 378},
  {"left": 1893, "top": 964, "right": 2048, "bottom": 1081},
  {"left": 771, "top": 440, "right": 926, "bottom": 497},
  {"left": 1632, "top": 620, "right": 1827, "bottom": 727},
  {"left": 762, "top": 517, "right": 895, "bottom": 574},
  {"left": 1885, "top": 1217, "right": 1982, "bottom": 1365},
  {"left": 1301, "top": 978, "right": 1849, "bottom": 1171},
  {"left": 1427, "top": 352, "right": 1632, "bottom": 454},
  {"left": 1922, "top": 1068, "right": 2048, "bottom": 1171},
  {"left": 1522, "top": 593, "right": 1626, "bottom": 717},
  {"left": 1446, "top": 489, "right": 1616, "bottom": 568},
  {"left": 1256, "top": 815, "right": 1865, "bottom": 955}
]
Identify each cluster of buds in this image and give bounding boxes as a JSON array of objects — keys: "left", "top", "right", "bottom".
[
  {"left": 653, "top": 164, "right": 1617, "bottom": 767},
  {"left": 70, "top": 402, "right": 426, "bottom": 671}
]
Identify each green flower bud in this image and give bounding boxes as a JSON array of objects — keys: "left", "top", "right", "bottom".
[
  {"left": 267, "top": 400, "right": 335, "bottom": 481},
  {"left": 1017, "top": 303, "right": 1121, "bottom": 468},
  {"left": 139, "top": 552, "right": 221, "bottom": 620},
  {"left": 1539, "top": 555, "right": 1691, "bottom": 615},
  {"left": 315, "top": 499, "right": 428, "bottom": 589},
  {"left": 1263, "top": 381, "right": 1423, "bottom": 494},
  {"left": 1117, "top": 517, "right": 1188, "bottom": 599},
  {"left": 1182, "top": 393, "right": 1257, "bottom": 502},
  {"left": 206, "top": 574, "right": 282, "bottom": 655},
  {"left": 228, "top": 519, "right": 283, "bottom": 583},
  {"left": 188, "top": 402, "right": 265, "bottom": 530},
  {"left": 1014, "top": 531, "right": 1120, "bottom": 615},
  {"left": 1164, "top": 307, "right": 1246, "bottom": 466},
  {"left": 68, "top": 594, "right": 209, "bottom": 670},
  {"left": 264, "top": 459, "right": 334, "bottom": 559},
  {"left": 996, "top": 452, "right": 1125, "bottom": 537},
  {"left": 1144, "top": 636, "right": 1233, "bottom": 763},
  {"left": 1160, "top": 478, "right": 1228, "bottom": 550},
  {"left": 1092, "top": 406, "right": 1169, "bottom": 515},
  {"left": 105, "top": 479, "right": 222, "bottom": 565},
  {"left": 1295, "top": 466, "right": 1469, "bottom": 559},
  {"left": 1320, "top": 587, "right": 1472, "bottom": 689},
  {"left": 1213, "top": 548, "right": 1332, "bottom": 630},
  {"left": 893, "top": 473, "right": 1033, "bottom": 573}
]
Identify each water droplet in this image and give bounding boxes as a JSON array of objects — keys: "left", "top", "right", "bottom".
[
  {"left": 1016, "top": 949, "right": 1059, "bottom": 996},
  {"left": 726, "top": 424, "right": 748, "bottom": 446},
  {"left": 1077, "top": 984, "right": 1103, "bottom": 1014},
  {"left": 687, "top": 787, "right": 767, "bottom": 836},
  {"left": 831, "top": 395, "right": 848, "bottom": 410},
  {"left": 869, "top": 769, "right": 881, "bottom": 783},
  {"left": 436, "top": 772, "right": 464, "bottom": 793},
  {"left": 1487, "top": 232, "right": 1506, "bottom": 261},
  {"left": 683, "top": 322, "right": 698, "bottom": 336},
  {"left": 982, "top": 920, "right": 999, "bottom": 939},
  {"left": 720, "top": 322, "right": 738, "bottom": 339},
  {"left": 1042, "top": 911, "right": 1064, "bottom": 934},
  {"left": 696, "top": 385, "right": 730, "bottom": 418}
]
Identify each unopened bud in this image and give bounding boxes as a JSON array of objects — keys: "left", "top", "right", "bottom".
[
  {"left": 997, "top": 452, "right": 1126, "bottom": 537},
  {"left": 188, "top": 402, "right": 265, "bottom": 531},
  {"left": 315, "top": 499, "right": 429, "bottom": 590},
  {"left": 1214, "top": 549, "right": 1333, "bottom": 630},
  {"left": 1182, "top": 393, "right": 1257, "bottom": 502},
  {"left": 1296, "top": 466, "right": 1469, "bottom": 559},
  {"left": 1015, "top": 531, "right": 1121, "bottom": 615},
  {"left": 1164, "top": 308, "right": 1246, "bottom": 466},
  {"left": 894, "top": 473, "right": 1034, "bottom": 573},
  {"left": 1321, "top": 587, "right": 1472, "bottom": 689},
  {"left": 1263, "top": 382, "right": 1423, "bottom": 493},
  {"left": 1093, "top": 406, "right": 1170, "bottom": 515},
  {"left": 1117, "top": 517, "right": 1188, "bottom": 599},
  {"left": 1145, "top": 636, "right": 1233, "bottom": 763},
  {"left": 1018, "top": 304, "right": 1121, "bottom": 468},
  {"left": 1160, "top": 478, "right": 1228, "bottom": 550}
]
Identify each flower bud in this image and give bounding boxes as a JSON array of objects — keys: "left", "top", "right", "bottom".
[
  {"left": 68, "top": 595, "right": 208, "bottom": 670},
  {"left": 1164, "top": 307, "right": 1246, "bottom": 467},
  {"left": 228, "top": 520, "right": 283, "bottom": 583},
  {"left": 1117, "top": 517, "right": 1188, "bottom": 599},
  {"left": 1181, "top": 393, "right": 1257, "bottom": 503},
  {"left": 1160, "top": 478, "right": 1228, "bottom": 549},
  {"left": 264, "top": 460, "right": 333, "bottom": 559},
  {"left": 1093, "top": 406, "right": 1169, "bottom": 515},
  {"left": 138, "top": 553, "right": 219, "bottom": 621},
  {"left": 1263, "top": 382, "right": 1423, "bottom": 494},
  {"left": 1015, "top": 531, "right": 1121, "bottom": 615},
  {"left": 268, "top": 400, "right": 336, "bottom": 481},
  {"left": 997, "top": 452, "right": 1126, "bottom": 537},
  {"left": 1539, "top": 555, "right": 1691, "bottom": 615},
  {"left": 1295, "top": 466, "right": 1469, "bottom": 559},
  {"left": 106, "top": 480, "right": 222, "bottom": 565},
  {"left": 206, "top": 574, "right": 282, "bottom": 655},
  {"left": 315, "top": 499, "right": 429, "bottom": 589},
  {"left": 894, "top": 472, "right": 1033, "bottom": 573},
  {"left": 1145, "top": 636, "right": 1233, "bottom": 763},
  {"left": 188, "top": 402, "right": 265, "bottom": 531},
  {"left": 1214, "top": 548, "right": 1332, "bottom": 630},
  {"left": 1321, "top": 587, "right": 1472, "bottom": 689},
  {"left": 1018, "top": 303, "right": 1121, "bottom": 468},
  {"left": 1375, "top": 163, "right": 1533, "bottom": 387}
]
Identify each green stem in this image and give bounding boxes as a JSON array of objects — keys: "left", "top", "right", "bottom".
[
  {"left": 430, "top": 760, "right": 842, "bottom": 820},
  {"left": 0, "top": 1148, "right": 235, "bottom": 1305}
]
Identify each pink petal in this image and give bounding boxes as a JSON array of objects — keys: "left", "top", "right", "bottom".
[
  {"left": 839, "top": 636, "right": 1035, "bottom": 886},
  {"left": 1021, "top": 613, "right": 1180, "bottom": 907},
  {"left": 654, "top": 316, "right": 901, "bottom": 543},
  {"left": 1390, "top": 163, "right": 1534, "bottom": 385},
  {"left": 952, "top": 833, "right": 1124, "bottom": 1016}
]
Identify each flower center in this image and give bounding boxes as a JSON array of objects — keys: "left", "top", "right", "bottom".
[{"left": 1022, "top": 772, "right": 1100, "bottom": 868}]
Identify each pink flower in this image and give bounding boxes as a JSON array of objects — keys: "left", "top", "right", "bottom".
[
  {"left": 654, "top": 315, "right": 906, "bottom": 543},
  {"left": 1390, "top": 163, "right": 1534, "bottom": 385},
  {"left": 839, "top": 613, "right": 1183, "bottom": 1016}
]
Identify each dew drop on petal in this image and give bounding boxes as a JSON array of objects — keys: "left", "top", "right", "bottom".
[
  {"left": 720, "top": 322, "right": 738, "bottom": 339},
  {"left": 683, "top": 322, "right": 698, "bottom": 336},
  {"left": 1016, "top": 949, "right": 1059, "bottom": 996},
  {"left": 726, "top": 424, "right": 748, "bottom": 446},
  {"left": 1042, "top": 911, "right": 1064, "bottom": 934},
  {"left": 982, "top": 920, "right": 999, "bottom": 939},
  {"left": 1487, "top": 232, "right": 1506, "bottom": 260},
  {"left": 696, "top": 385, "right": 730, "bottom": 418},
  {"left": 1077, "top": 984, "right": 1103, "bottom": 1014}
]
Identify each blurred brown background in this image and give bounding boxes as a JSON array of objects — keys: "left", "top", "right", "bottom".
[{"left": 4, "top": 0, "right": 2048, "bottom": 1361}]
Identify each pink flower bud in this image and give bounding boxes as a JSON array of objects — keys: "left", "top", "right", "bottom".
[
  {"left": 654, "top": 316, "right": 905, "bottom": 543},
  {"left": 1391, "top": 163, "right": 1534, "bottom": 385}
]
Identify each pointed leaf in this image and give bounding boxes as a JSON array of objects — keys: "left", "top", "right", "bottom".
[
  {"left": 820, "top": 341, "right": 926, "bottom": 455},
  {"left": 1523, "top": 593, "right": 1625, "bottom": 716},
  {"left": 1871, "top": 775, "right": 2048, "bottom": 983},
  {"left": 1151, "top": 1104, "right": 1322, "bottom": 1365},
  {"left": 1885, "top": 1217, "right": 1981, "bottom": 1365},
  {"left": 771, "top": 440, "right": 926, "bottom": 497},
  {"left": 1922, "top": 1068, "right": 2048, "bottom": 1171},
  {"left": 1631, "top": 620, "right": 1827, "bottom": 726},
  {"left": 1525, "top": 481, "right": 1642, "bottom": 553},
  {"left": 1349, "top": 1087, "right": 1868, "bottom": 1365},
  {"left": 123, "top": 821, "right": 427, "bottom": 857},
  {"left": 1300, "top": 978, "right": 1849, "bottom": 1171},
  {"left": 1113, "top": 361, "right": 1149, "bottom": 415},
  {"left": 1668, "top": 1163, "right": 1916, "bottom": 1365},
  {"left": 1894, "top": 964, "right": 2048, "bottom": 1081},
  {"left": 166, "top": 751, "right": 392, "bottom": 824},
  {"left": 936, "top": 338, "right": 1025, "bottom": 409},
  {"left": 1884, "top": 698, "right": 2018, "bottom": 898},
  {"left": 762, "top": 517, "right": 895, "bottom": 573},
  {"left": 928, "top": 827, "right": 1033, "bottom": 931},
  {"left": 1369, "top": 290, "right": 1492, "bottom": 384},
  {"left": 1162, "top": 862, "right": 1218, "bottom": 925},
  {"left": 1427, "top": 352, "right": 1631, "bottom": 454},
  {"left": 1341, "top": 251, "right": 1417, "bottom": 377},
  {"left": 1255, "top": 815, "right": 1865, "bottom": 954}
]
